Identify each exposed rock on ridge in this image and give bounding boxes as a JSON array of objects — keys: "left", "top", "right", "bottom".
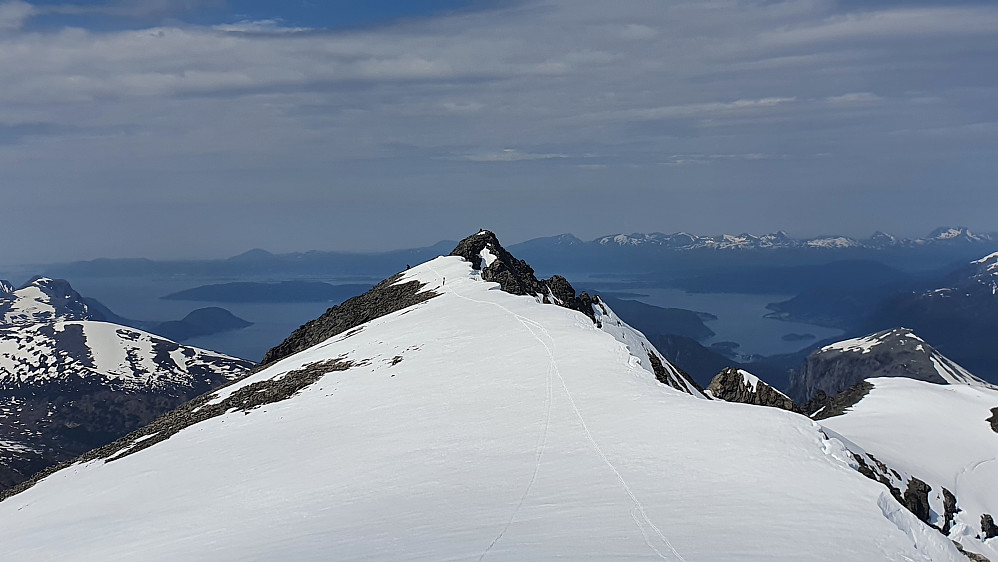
[
  {"left": 261, "top": 274, "right": 438, "bottom": 366},
  {"left": 804, "top": 381, "right": 875, "bottom": 421},
  {"left": 450, "top": 230, "right": 599, "bottom": 323},
  {"left": 705, "top": 368, "right": 799, "bottom": 412}
]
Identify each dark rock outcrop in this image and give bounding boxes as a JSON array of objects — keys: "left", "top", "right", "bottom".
[
  {"left": 705, "top": 368, "right": 799, "bottom": 413},
  {"left": 261, "top": 273, "right": 438, "bottom": 366},
  {"left": 787, "top": 328, "right": 986, "bottom": 404},
  {"left": 983, "top": 514, "right": 998, "bottom": 540},
  {"left": 988, "top": 408, "right": 998, "bottom": 434},
  {"left": 450, "top": 230, "right": 599, "bottom": 323},
  {"left": 902, "top": 477, "right": 932, "bottom": 523},
  {"left": 647, "top": 352, "right": 703, "bottom": 394},
  {"left": 804, "top": 381, "right": 874, "bottom": 420},
  {"left": 942, "top": 488, "right": 960, "bottom": 535}
]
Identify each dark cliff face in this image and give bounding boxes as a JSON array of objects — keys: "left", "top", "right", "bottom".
[
  {"left": 786, "top": 328, "right": 978, "bottom": 404},
  {"left": 705, "top": 368, "right": 799, "bottom": 413},
  {"left": 450, "top": 230, "right": 600, "bottom": 323}
]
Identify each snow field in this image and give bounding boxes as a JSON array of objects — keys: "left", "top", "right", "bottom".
[{"left": 0, "top": 257, "right": 965, "bottom": 560}]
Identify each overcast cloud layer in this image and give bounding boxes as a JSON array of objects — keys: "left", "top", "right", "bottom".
[{"left": 1, "top": 0, "right": 997, "bottom": 262}]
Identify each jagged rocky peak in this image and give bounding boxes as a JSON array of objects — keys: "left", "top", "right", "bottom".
[
  {"left": 787, "top": 327, "right": 992, "bottom": 404},
  {"left": 0, "top": 280, "right": 13, "bottom": 297},
  {"left": 705, "top": 367, "right": 799, "bottom": 413},
  {"left": 449, "top": 229, "right": 599, "bottom": 322}
]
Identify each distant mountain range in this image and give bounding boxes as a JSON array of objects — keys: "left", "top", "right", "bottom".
[
  {"left": 35, "top": 227, "right": 998, "bottom": 283},
  {"left": 582, "top": 226, "right": 994, "bottom": 251}
]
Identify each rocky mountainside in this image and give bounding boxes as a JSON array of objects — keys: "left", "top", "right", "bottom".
[
  {"left": 787, "top": 328, "right": 993, "bottom": 404},
  {"left": 0, "top": 277, "right": 252, "bottom": 489},
  {"left": 0, "top": 231, "right": 975, "bottom": 560},
  {"left": 705, "top": 367, "right": 799, "bottom": 412}
]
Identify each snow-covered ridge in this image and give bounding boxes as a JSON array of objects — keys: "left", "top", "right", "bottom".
[{"left": 0, "top": 252, "right": 968, "bottom": 560}]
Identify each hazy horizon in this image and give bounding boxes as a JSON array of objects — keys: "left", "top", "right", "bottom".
[{"left": 2, "top": 0, "right": 996, "bottom": 263}]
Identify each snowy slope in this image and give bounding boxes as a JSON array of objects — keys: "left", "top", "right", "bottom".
[
  {"left": 0, "top": 320, "right": 248, "bottom": 390},
  {"left": 0, "top": 254, "right": 964, "bottom": 560},
  {"left": 821, "top": 377, "right": 998, "bottom": 560}
]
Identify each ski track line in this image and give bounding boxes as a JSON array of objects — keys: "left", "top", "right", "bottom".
[
  {"left": 476, "top": 324, "right": 554, "bottom": 562},
  {"left": 426, "top": 265, "right": 685, "bottom": 561}
]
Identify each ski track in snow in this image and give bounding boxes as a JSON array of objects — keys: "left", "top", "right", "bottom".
[{"left": 428, "top": 264, "right": 685, "bottom": 561}]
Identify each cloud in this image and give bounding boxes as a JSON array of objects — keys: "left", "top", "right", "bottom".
[
  {"left": 0, "top": 0, "right": 996, "bottom": 260},
  {"left": 213, "top": 19, "right": 309, "bottom": 34},
  {"left": 460, "top": 149, "right": 570, "bottom": 162},
  {"left": 825, "top": 92, "right": 882, "bottom": 105},
  {"left": 0, "top": 0, "right": 34, "bottom": 30},
  {"left": 759, "top": 7, "right": 998, "bottom": 46}
]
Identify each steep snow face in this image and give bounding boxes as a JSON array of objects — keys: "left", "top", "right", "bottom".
[
  {"left": 0, "top": 256, "right": 965, "bottom": 560},
  {"left": 821, "top": 377, "right": 998, "bottom": 560}
]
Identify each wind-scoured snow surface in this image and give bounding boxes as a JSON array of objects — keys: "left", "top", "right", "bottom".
[
  {"left": 821, "top": 377, "right": 998, "bottom": 560},
  {"left": 0, "top": 257, "right": 963, "bottom": 560}
]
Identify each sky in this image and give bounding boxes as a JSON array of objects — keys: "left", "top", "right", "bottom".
[{"left": 1, "top": 0, "right": 997, "bottom": 262}]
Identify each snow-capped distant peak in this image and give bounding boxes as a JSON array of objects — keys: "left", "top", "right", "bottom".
[
  {"left": 807, "top": 236, "right": 858, "bottom": 248},
  {"left": 1, "top": 277, "right": 95, "bottom": 326}
]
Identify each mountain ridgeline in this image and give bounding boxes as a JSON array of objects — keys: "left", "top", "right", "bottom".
[
  {"left": 0, "top": 277, "right": 253, "bottom": 489},
  {"left": 2, "top": 230, "right": 998, "bottom": 560}
]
